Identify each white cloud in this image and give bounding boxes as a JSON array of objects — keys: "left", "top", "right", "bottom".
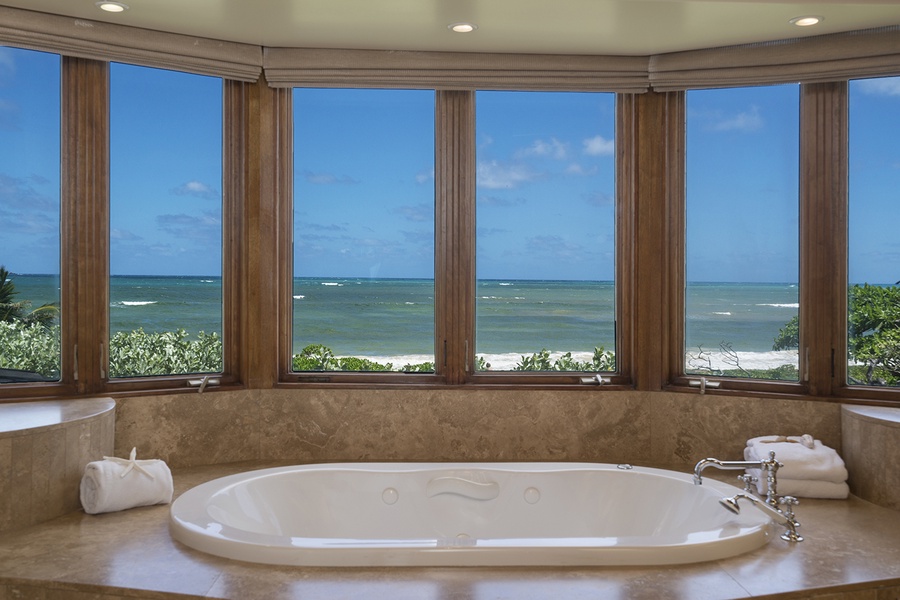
[
  {"left": 415, "top": 168, "right": 434, "bottom": 184},
  {"left": 394, "top": 203, "right": 431, "bottom": 222},
  {"left": 478, "top": 134, "right": 494, "bottom": 152},
  {"left": 583, "top": 135, "right": 615, "bottom": 156},
  {"left": 0, "top": 48, "right": 15, "bottom": 79},
  {"left": 0, "top": 99, "right": 19, "bottom": 132},
  {"left": 478, "top": 195, "right": 526, "bottom": 207},
  {"left": 0, "top": 173, "right": 56, "bottom": 211},
  {"left": 516, "top": 138, "right": 569, "bottom": 160},
  {"left": 477, "top": 160, "right": 536, "bottom": 190},
  {"left": 171, "top": 180, "right": 219, "bottom": 200},
  {"left": 584, "top": 191, "right": 614, "bottom": 207},
  {"left": 156, "top": 210, "right": 221, "bottom": 242},
  {"left": 856, "top": 77, "right": 900, "bottom": 97},
  {"left": 110, "top": 228, "right": 142, "bottom": 241},
  {"left": 709, "top": 105, "right": 764, "bottom": 132},
  {"left": 565, "top": 163, "right": 598, "bottom": 176},
  {"left": 302, "top": 170, "right": 359, "bottom": 185}
]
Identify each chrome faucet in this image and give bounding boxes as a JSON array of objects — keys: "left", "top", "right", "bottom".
[
  {"left": 693, "top": 450, "right": 782, "bottom": 505},
  {"left": 719, "top": 492, "right": 803, "bottom": 542},
  {"left": 694, "top": 451, "right": 804, "bottom": 542}
]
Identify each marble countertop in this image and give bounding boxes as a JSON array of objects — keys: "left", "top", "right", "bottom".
[
  {"left": 843, "top": 404, "right": 900, "bottom": 428},
  {"left": 0, "top": 397, "right": 116, "bottom": 436},
  {"left": 2, "top": 461, "right": 900, "bottom": 600}
]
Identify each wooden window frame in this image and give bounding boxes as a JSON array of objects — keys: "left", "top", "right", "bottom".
[
  {"left": 280, "top": 89, "right": 634, "bottom": 388},
  {"left": 0, "top": 49, "right": 898, "bottom": 407}
]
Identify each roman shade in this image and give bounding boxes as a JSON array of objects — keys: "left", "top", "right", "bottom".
[
  {"left": 0, "top": 6, "right": 261, "bottom": 82},
  {"left": 650, "top": 26, "right": 900, "bottom": 91},
  {"left": 263, "top": 47, "right": 652, "bottom": 93},
  {"left": 3, "top": 4, "right": 898, "bottom": 91}
]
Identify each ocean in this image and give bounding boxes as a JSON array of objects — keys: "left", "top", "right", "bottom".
[{"left": 9, "top": 275, "right": 800, "bottom": 371}]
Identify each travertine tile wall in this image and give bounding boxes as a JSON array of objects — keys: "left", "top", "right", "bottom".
[
  {"left": 0, "top": 401, "right": 115, "bottom": 534},
  {"left": 114, "top": 388, "right": 844, "bottom": 471},
  {"left": 842, "top": 405, "right": 900, "bottom": 511}
]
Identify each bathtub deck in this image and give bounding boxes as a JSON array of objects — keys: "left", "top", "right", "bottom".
[{"left": 2, "top": 461, "right": 900, "bottom": 600}]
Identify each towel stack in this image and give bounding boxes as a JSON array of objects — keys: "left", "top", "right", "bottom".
[
  {"left": 744, "top": 435, "right": 849, "bottom": 499},
  {"left": 80, "top": 447, "right": 174, "bottom": 515}
]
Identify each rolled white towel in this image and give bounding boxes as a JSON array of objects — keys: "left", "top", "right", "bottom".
[
  {"left": 745, "top": 435, "right": 848, "bottom": 483},
  {"left": 745, "top": 469, "right": 849, "bottom": 499},
  {"left": 80, "top": 447, "right": 173, "bottom": 515}
]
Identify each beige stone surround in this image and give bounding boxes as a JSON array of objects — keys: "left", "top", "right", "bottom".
[
  {"left": 114, "top": 389, "right": 845, "bottom": 471},
  {"left": 2, "top": 390, "right": 900, "bottom": 599}
]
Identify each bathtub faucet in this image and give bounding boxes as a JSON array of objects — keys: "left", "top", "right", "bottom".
[
  {"left": 718, "top": 492, "right": 803, "bottom": 542},
  {"left": 693, "top": 451, "right": 782, "bottom": 506}
]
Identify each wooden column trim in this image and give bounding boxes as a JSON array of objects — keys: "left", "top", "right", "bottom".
[
  {"left": 800, "top": 81, "right": 848, "bottom": 397},
  {"left": 234, "top": 76, "right": 290, "bottom": 389},
  {"left": 62, "top": 57, "right": 108, "bottom": 394},
  {"left": 621, "top": 90, "right": 682, "bottom": 391},
  {"left": 435, "top": 90, "right": 475, "bottom": 384}
]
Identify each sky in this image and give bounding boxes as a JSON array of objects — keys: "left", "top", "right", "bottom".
[{"left": 1, "top": 44, "right": 898, "bottom": 284}]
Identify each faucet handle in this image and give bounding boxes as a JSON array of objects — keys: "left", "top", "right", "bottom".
[
  {"left": 778, "top": 496, "right": 801, "bottom": 523},
  {"left": 778, "top": 495, "right": 799, "bottom": 511},
  {"left": 737, "top": 473, "right": 757, "bottom": 493},
  {"left": 777, "top": 496, "right": 802, "bottom": 541}
]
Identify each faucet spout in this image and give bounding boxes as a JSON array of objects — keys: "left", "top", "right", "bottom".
[
  {"left": 719, "top": 493, "right": 803, "bottom": 542},
  {"left": 693, "top": 457, "right": 767, "bottom": 485}
]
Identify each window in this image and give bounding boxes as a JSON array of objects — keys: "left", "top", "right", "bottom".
[
  {"left": 109, "top": 63, "right": 224, "bottom": 378},
  {"left": 0, "top": 47, "right": 61, "bottom": 384},
  {"left": 474, "top": 91, "right": 617, "bottom": 373},
  {"left": 848, "top": 76, "right": 900, "bottom": 388},
  {"left": 685, "top": 85, "right": 800, "bottom": 381},
  {"left": 292, "top": 89, "right": 435, "bottom": 373}
]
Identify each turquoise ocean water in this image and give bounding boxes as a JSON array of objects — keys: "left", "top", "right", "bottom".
[{"left": 10, "top": 275, "right": 800, "bottom": 368}]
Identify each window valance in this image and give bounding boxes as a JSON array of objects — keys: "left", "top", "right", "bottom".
[
  {"left": 0, "top": 6, "right": 261, "bottom": 82},
  {"left": 3, "top": 5, "right": 900, "bottom": 91},
  {"left": 263, "top": 48, "right": 652, "bottom": 93},
  {"left": 650, "top": 26, "right": 900, "bottom": 91}
]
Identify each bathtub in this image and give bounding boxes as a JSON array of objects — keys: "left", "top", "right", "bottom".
[{"left": 169, "top": 462, "right": 773, "bottom": 567}]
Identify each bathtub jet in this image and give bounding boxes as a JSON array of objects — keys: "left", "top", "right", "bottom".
[{"left": 169, "top": 462, "right": 775, "bottom": 567}]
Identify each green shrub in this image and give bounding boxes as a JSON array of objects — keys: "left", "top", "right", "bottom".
[
  {"left": 108, "top": 328, "right": 222, "bottom": 377},
  {"left": 514, "top": 346, "right": 615, "bottom": 372},
  {"left": 774, "top": 284, "right": 900, "bottom": 385},
  {"left": 0, "top": 321, "right": 61, "bottom": 379}
]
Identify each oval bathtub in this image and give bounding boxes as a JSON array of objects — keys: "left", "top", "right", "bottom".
[{"left": 169, "top": 462, "right": 773, "bottom": 567}]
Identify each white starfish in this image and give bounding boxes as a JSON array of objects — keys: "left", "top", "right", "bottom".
[{"left": 102, "top": 447, "right": 157, "bottom": 480}]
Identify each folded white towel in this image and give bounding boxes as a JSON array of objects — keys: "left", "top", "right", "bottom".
[
  {"left": 80, "top": 447, "right": 173, "bottom": 515},
  {"left": 745, "top": 469, "right": 849, "bottom": 499},
  {"left": 745, "top": 435, "right": 848, "bottom": 484}
]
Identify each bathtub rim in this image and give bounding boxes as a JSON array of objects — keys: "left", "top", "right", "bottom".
[{"left": 169, "top": 461, "right": 774, "bottom": 567}]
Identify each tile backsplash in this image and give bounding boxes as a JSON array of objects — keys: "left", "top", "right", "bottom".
[{"left": 114, "top": 389, "right": 843, "bottom": 471}]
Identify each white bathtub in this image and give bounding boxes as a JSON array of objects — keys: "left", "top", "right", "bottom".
[{"left": 169, "top": 462, "right": 773, "bottom": 567}]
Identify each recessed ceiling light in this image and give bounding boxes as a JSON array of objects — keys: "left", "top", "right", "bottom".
[
  {"left": 790, "top": 16, "right": 822, "bottom": 27},
  {"left": 448, "top": 22, "right": 477, "bottom": 33},
  {"left": 96, "top": 1, "right": 129, "bottom": 12}
]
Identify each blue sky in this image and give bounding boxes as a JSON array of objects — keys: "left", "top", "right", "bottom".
[
  {"left": 294, "top": 88, "right": 617, "bottom": 280},
  {"left": 686, "top": 84, "right": 801, "bottom": 284},
  {"left": 109, "top": 63, "right": 223, "bottom": 277},
  {"left": 1, "top": 45, "right": 898, "bottom": 284}
]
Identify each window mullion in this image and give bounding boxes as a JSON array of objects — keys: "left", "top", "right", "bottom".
[
  {"left": 800, "top": 82, "right": 848, "bottom": 397},
  {"left": 435, "top": 90, "right": 476, "bottom": 384},
  {"left": 62, "top": 56, "right": 109, "bottom": 394}
]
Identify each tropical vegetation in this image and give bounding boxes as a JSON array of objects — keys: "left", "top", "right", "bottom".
[
  {"left": 2, "top": 263, "right": 898, "bottom": 384},
  {"left": 772, "top": 283, "right": 900, "bottom": 386}
]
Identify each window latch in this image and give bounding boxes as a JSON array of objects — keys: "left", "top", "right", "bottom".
[
  {"left": 579, "top": 374, "right": 608, "bottom": 385},
  {"left": 188, "top": 375, "right": 220, "bottom": 393},
  {"left": 689, "top": 377, "right": 721, "bottom": 394}
]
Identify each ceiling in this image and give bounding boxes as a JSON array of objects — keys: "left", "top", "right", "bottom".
[{"left": 2, "top": 0, "right": 900, "bottom": 56}]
